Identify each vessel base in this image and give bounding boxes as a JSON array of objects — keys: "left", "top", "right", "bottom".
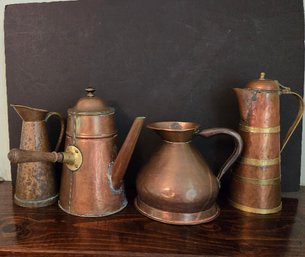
[
  {"left": 134, "top": 197, "right": 220, "bottom": 225},
  {"left": 14, "top": 194, "right": 58, "bottom": 208},
  {"left": 58, "top": 199, "right": 128, "bottom": 217}
]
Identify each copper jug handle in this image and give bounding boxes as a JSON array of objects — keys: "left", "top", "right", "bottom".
[
  {"left": 45, "top": 112, "right": 65, "bottom": 152},
  {"left": 278, "top": 82, "right": 305, "bottom": 152},
  {"left": 198, "top": 128, "right": 243, "bottom": 181}
]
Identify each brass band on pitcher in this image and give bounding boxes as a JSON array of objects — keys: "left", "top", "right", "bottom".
[
  {"left": 239, "top": 157, "right": 280, "bottom": 167},
  {"left": 232, "top": 173, "right": 281, "bottom": 186},
  {"left": 229, "top": 199, "right": 282, "bottom": 214},
  {"left": 239, "top": 124, "right": 280, "bottom": 134}
]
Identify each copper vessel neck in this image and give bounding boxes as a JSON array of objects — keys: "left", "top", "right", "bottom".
[{"left": 147, "top": 121, "right": 200, "bottom": 142}]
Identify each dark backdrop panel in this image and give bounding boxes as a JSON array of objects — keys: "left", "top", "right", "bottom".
[{"left": 5, "top": 0, "right": 304, "bottom": 191}]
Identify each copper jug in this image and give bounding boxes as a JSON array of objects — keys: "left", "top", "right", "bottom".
[
  {"left": 9, "top": 88, "right": 145, "bottom": 217},
  {"left": 135, "top": 121, "right": 243, "bottom": 225},
  {"left": 229, "top": 72, "right": 304, "bottom": 214},
  {"left": 10, "top": 104, "right": 64, "bottom": 207}
]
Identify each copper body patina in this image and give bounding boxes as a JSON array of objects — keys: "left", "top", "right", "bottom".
[
  {"left": 58, "top": 88, "right": 145, "bottom": 217},
  {"left": 135, "top": 121, "right": 243, "bottom": 225},
  {"left": 8, "top": 88, "right": 145, "bottom": 216},
  {"left": 230, "top": 73, "right": 304, "bottom": 214},
  {"left": 11, "top": 105, "right": 64, "bottom": 208}
]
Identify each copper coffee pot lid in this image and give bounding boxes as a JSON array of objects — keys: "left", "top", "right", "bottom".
[
  {"left": 246, "top": 72, "right": 279, "bottom": 91},
  {"left": 66, "top": 87, "right": 116, "bottom": 138},
  {"left": 68, "top": 87, "right": 114, "bottom": 115}
]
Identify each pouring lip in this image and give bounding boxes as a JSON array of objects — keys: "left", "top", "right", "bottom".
[
  {"left": 10, "top": 104, "right": 48, "bottom": 113},
  {"left": 147, "top": 121, "right": 200, "bottom": 132}
]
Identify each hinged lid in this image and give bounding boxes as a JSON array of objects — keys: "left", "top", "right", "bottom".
[
  {"left": 69, "top": 87, "right": 114, "bottom": 115},
  {"left": 246, "top": 72, "right": 279, "bottom": 91}
]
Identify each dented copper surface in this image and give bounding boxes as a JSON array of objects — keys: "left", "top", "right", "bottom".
[
  {"left": 135, "top": 121, "right": 242, "bottom": 225},
  {"left": 11, "top": 104, "right": 64, "bottom": 208},
  {"left": 230, "top": 72, "right": 305, "bottom": 214}
]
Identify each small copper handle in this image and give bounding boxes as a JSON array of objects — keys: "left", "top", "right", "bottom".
[
  {"left": 198, "top": 128, "right": 243, "bottom": 180},
  {"left": 45, "top": 112, "right": 65, "bottom": 152},
  {"left": 278, "top": 83, "right": 305, "bottom": 152}
]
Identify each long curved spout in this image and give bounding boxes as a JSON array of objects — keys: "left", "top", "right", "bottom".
[{"left": 111, "top": 117, "right": 145, "bottom": 190}]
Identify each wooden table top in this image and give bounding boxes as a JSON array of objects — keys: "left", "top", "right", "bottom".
[{"left": 0, "top": 181, "right": 304, "bottom": 257}]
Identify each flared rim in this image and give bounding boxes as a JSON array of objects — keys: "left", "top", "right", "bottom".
[{"left": 147, "top": 121, "right": 200, "bottom": 132}]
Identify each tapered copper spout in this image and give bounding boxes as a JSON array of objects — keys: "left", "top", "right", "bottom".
[
  {"left": 233, "top": 88, "right": 254, "bottom": 122},
  {"left": 111, "top": 117, "right": 145, "bottom": 190},
  {"left": 11, "top": 104, "right": 48, "bottom": 121}
]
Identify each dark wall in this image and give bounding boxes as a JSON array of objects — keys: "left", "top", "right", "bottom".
[{"left": 5, "top": 0, "right": 304, "bottom": 191}]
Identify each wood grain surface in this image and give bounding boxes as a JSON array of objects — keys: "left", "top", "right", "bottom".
[{"left": 0, "top": 182, "right": 304, "bottom": 256}]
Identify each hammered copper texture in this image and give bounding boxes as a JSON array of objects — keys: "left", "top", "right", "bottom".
[
  {"left": 229, "top": 76, "right": 304, "bottom": 213},
  {"left": 59, "top": 135, "right": 127, "bottom": 217},
  {"left": 59, "top": 113, "right": 145, "bottom": 217},
  {"left": 15, "top": 120, "right": 58, "bottom": 207}
]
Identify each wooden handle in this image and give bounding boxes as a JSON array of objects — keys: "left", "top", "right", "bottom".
[
  {"left": 8, "top": 149, "right": 63, "bottom": 164},
  {"left": 198, "top": 128, "right": 243, "bottom": 181}
]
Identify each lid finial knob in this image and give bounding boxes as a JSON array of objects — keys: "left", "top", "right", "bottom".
[
  {"left": 86, "top": 87, "right": 96, "bottom": 97},
  {"left": 259, "top": 72, "right": 266, "bottom": 80}
]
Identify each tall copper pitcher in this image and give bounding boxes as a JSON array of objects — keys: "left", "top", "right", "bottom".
[
  {"left": 229, "top": 72, "right": 304, "bottom": 214},
  {"left": 11, "top": 105, "right": 64, "bottom": 207}
]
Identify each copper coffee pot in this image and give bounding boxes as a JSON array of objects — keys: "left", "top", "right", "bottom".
[
  {"left": 135, "top": 121, "right": 243, "bottom": 225},
  {"left": 229, "top": 72, "right": 304, "bottom": 214},
  {"left": 9, "top": 88, "right": 145, "bottom": 216},
  {"left": 9, "top": 105, "right": 64, "bottom": 208}
]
